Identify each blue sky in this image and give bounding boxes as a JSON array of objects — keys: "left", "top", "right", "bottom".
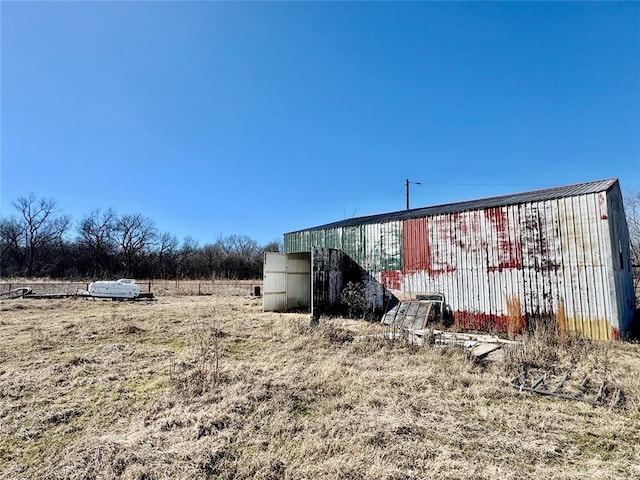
[{"left": 2, "top": 2, "right": 639, "bottom": 246}]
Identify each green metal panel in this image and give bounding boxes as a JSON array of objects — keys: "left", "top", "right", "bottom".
[
  {"left": 362, "top": 221, "right": 403, "bottom": 272},
  {"left": 285, "top": 231, "right": 312, "bottom": 253},
  {"left": 342, "top": 225, "right": 365, "bottom": 264},
  {"left": 310, "top": 229, "right": 325, "bottom": 249},
  {"left": 324, "top": 228, "right": 342, "bottom": 250},
  {"left": 283, "top": 233, "right": 294, "bottom": 253},
  {"left": 380, "top": 221, "right": 403, "bottom": 271},
  {"left": 287, "top": 222, "right": 402, "bottom": 273}
]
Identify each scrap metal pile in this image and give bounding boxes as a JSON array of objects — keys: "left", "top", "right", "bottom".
[
  {"left": 381, "top": 297, "right": 518, "bottom": 359},
  {"left": 509, "top": 367, "right": 623, "bottom": 408}
]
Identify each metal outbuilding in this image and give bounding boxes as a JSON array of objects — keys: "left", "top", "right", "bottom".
[{"left": 264, "top": 179, "right": 636, "bottom": 340}]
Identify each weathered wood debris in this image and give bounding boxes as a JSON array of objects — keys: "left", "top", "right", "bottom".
[{"left": 384, "top": 326, "right": 519, "bottom": 360}]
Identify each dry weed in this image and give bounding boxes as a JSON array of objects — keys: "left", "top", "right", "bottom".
[
  {"left": 1, "top": 294, "right": 639, "bottom": 480},
  {"left": 502, "top": 322, "right": 640, "bottom": 414},
  {"left": 168, "top": 308, "right": 223, "bottom": 397}
]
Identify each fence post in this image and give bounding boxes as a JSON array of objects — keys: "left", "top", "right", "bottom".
[
  {"left": 148, "top": 281, "right": 151, "bottom": 293},
  {"left": 198, "top": 283, "right": 201, "bottom": 295}
]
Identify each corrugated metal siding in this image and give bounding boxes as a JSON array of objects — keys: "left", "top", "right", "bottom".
[
  {"left": 606, "top": 182, "right": 636, "bottom": 335},
  {"left": 286, "top": 253, "right": 311, "bottom": 309},
  {"left": 287, "top": 179, "right": 618, "bottom": 233},
  {"left": 263, "top": 252, "right": 287, "bottom": 312},
  {"left": 325, "top": 228, "right": 342, "bottom": 251},
  {"left": 285, "top": 230, "right": 308, "bottom": 253},
  {"left": 263, "top": 252, "right": 311, "bottom": 312},
  {"left": 342, "top": 226, "right": 364, "bottom": 264},
  {"left": 286, "top": 227, "right": 344, "bottom": 253},
  {"left": 361, "top": 222, "right": 403, "bottom": 310},
  {"left": 283, "top": 179, "right": 636, "bottom": 339},
  {"left": 311, "top": 247, "right": 348, "bottom": 316},
  {"left": 399, "top": 194, "right": 621, "bottom": 339},
  {"left": 357, "top": 222, "right": 403, "bottom": 272}
]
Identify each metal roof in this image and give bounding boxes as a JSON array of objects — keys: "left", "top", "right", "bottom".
[{"left": 287, "top": 178, "right": 619, "bottom": 234}]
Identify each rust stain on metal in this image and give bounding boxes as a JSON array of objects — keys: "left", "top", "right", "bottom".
[
  {"left": 565, "top": 316, "right": 613, "bottom": 341},
  {"left": 556, "top": 300, "right": 568, "bottom": 339},
  {"left": 598, "top": 192, "right": 608, "bottom": 220},
  {"left": 484, "top": 208, "right": 522, "bottom": 272},
  {"left": 282, "top": 179, "right": 635, "bottom": 339},
  {"left": 403, "top": 217, "right": 457, "bottom": 276},
  {"left": 506, "top": 296, "right": 525, "bottom": 338},
  {"left": 381, "top": 270, "right": 402, "bottom": 290}
]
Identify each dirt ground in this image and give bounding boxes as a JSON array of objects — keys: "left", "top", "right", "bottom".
[{"left": 1, "top": 293, "right": 639, "bottom": 480}]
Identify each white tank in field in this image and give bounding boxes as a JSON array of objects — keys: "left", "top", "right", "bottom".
[{"left": 88, "top": 279, "right": 141, "bottom": 299}]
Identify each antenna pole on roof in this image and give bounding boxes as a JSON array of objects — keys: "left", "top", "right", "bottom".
[{"left": 406, "top": 179, "right": 422, "bottom": 210}]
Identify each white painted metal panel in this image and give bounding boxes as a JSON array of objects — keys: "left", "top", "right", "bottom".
[
  {"left": 263, "top": 252, "right": 287, "bottom": 312},
  {"left": 397, "top": 193, "right": 628, "bottom": 339},
  {"left": 286, "top": 253, "right": 311, "bottom": 309},
  {"left": 606, "top": 182, "right": 636, "bottom": 335}
]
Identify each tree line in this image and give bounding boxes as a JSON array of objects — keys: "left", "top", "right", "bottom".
[
  {"left": 0, "top": 194, "right": 280, "bottom": 280},
  {"left": 2, "top": 192, "right": 639, "bottom": 284}
]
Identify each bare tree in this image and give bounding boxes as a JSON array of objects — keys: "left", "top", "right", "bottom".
[
  {"left": 262, "top": 239, "right": 283, "bottom": 253},
  {"left": 625, "top": 191, "right": 640, "bottom": 290},
  {"left": 154, "top": 232, "right": 179, "bottom": 279},
  {"left": 225, "top": 234, "right": 259, "bottom": 258},
  {"left": 176, "top": 236, "right": 199, "bottom": 279},
  {"left": 77, "top": 208, "right": 117, "bottom": 278},
  {"left": 199, "top": 243, "right": 224, "bottom": 280},
  {"left": 2, "top": 192, "right": 276, "bottom": 280},
  {"left": 216, "top": 235, "right": 260, "bottom": 279},
  {"left": 114, "top": 213, "right": 157, "bottom": 277},
  {"left": 0, "top": 217, "right": 24, "bottom": 275},
  {"left": 12, "top": 194, "right": 71, "bottom": 277}
]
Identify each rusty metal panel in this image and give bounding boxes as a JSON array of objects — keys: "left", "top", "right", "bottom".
[
  {"left": 403, "top": 217, "right": 428, "bottom": 273},
  {"left": 397, "top": 195, "right": 626, "bottom": 340},
  {"left": 557, "top": 196, "right": 580, "bottom": 334},
  {"left": 579, "top": 194, "right": 607, "bottom": 338},
  {"left": 282, "top": 179, "right": 635, "bottom": 339},
  {"left": 552, "top": 193, "right": 615, "bottom": 339}
]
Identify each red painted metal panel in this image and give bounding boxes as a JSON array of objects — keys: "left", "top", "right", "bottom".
[
  {"left": 381, "top": 270, "right": 402, "bottom": 290},
  {"left": 403, "top": 216, "right": 458, "bottom": 275},
  {"left": 403, "top": 217, "right": 428, "bottom": 273},
  {"left": 484, "top": 207, "right": 522, "bottom": 271}
]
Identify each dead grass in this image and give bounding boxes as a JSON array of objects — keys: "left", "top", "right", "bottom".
[{"left": 1, "top": 295, "right": 639, "bottom": 479}]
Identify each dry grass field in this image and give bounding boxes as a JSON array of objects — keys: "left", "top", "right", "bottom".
[{"left": 1, "top": 292, "right": 639, "bottom": 480}]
